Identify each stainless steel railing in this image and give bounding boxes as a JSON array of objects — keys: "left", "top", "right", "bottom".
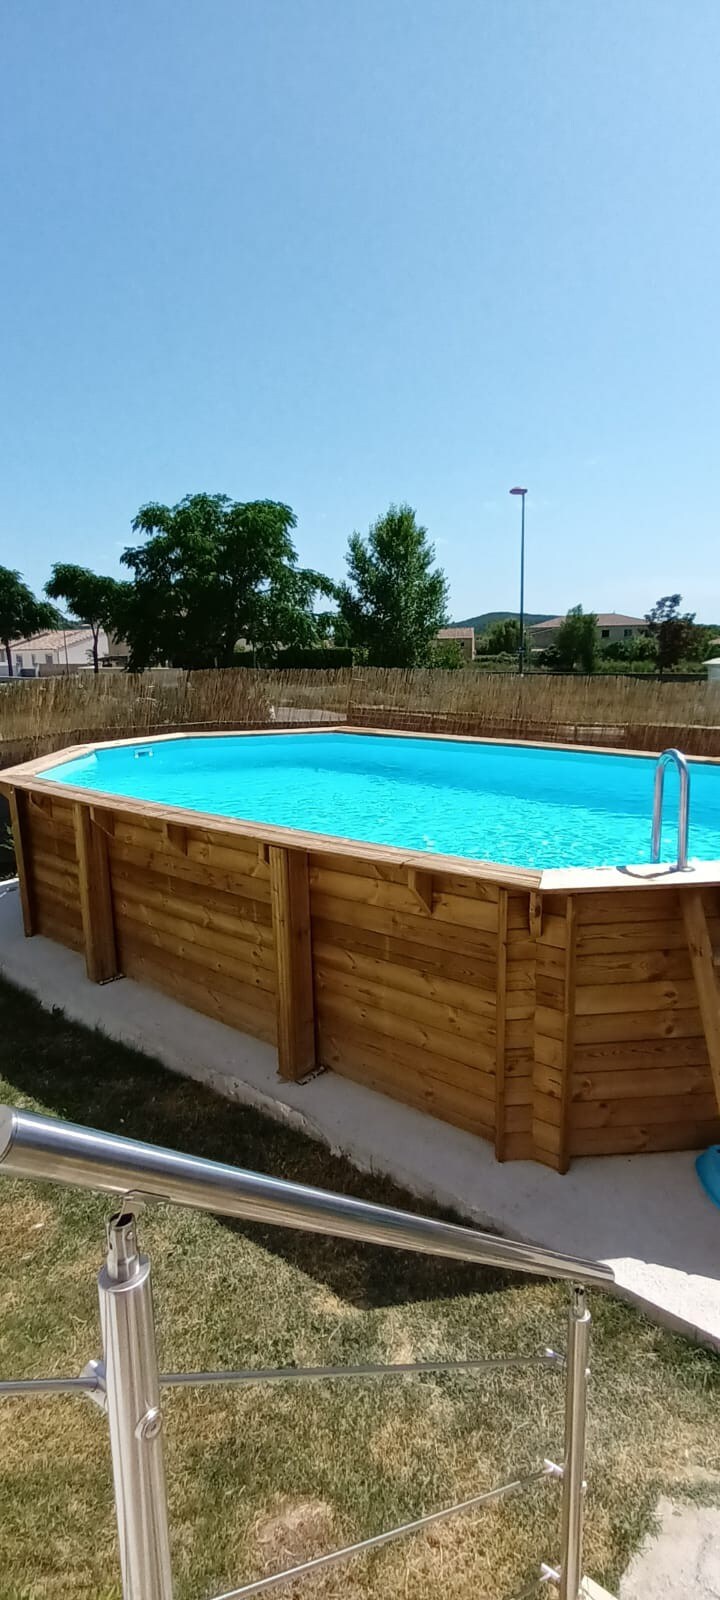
[
  {"left": 651, "top": 747, "right": 691, "bottom": 870},
  {"left": 0, "top": 1105, "right": 614, "bottom": 1600}
]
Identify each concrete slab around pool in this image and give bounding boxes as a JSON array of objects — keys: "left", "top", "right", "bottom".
[{"left": 1, "top": 878, "right": 719, "bottom": 1350}]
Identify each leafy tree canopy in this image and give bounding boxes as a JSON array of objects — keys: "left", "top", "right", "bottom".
[
  {"left": 554, "top": 605, "right": 599, "bottom": 674},
  {"left": 117, "top": 494, "right": 335, "bottom": 670},
  {"left": 45, "top": 563, "right": 125, "bottom": 672},
  {"left": 337, "top": 503, "right": 448, "bottom": 667},
  {"left": 0, "top": 566, "right": 60, "bottom": 677},
  {"left": 478, "top": 617, "right": 520, "bottom": 656},
  {"left": 599, "top": 633, "right": 657, "bottom": 664},
  {"left": 429, "top": 638, "right": 465, "bottom": 669},
  {"left": 645, "top": 594, "right": 696, "bottom": 675}
]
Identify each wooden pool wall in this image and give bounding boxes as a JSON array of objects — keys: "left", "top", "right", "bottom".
[{"left": 4, "top": 729, "right": 720, "bottom": 1173}]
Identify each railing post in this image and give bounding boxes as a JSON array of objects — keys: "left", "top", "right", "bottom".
[
  {"left": 559, "top": 1284, "right": 591, "bottom": 1600},
  {"left": 98, "top": 1211, "right": 173, "bottom": 1600}
]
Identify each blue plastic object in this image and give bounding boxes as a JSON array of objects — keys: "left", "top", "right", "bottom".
[{"left": 696, "top": 1146, "right": 720, "bottom": 1209}]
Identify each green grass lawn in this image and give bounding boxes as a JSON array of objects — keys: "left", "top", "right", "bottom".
[{"left": 0, "top": 974, "right": 718, "bottom": 1599}]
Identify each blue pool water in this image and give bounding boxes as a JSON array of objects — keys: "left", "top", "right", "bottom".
[{"left": 43, "top": 732, "right": 720, "bottom": 870}]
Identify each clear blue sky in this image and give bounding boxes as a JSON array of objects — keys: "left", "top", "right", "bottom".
[{"left": 2, "top": 1, "right": 719, "bottom": 621}]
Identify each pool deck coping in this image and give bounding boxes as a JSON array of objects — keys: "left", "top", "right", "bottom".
[{"left": 2, "top": 723, "right": 720, "bottom": 896}]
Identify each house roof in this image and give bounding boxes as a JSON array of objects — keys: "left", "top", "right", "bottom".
[
  {"left": 12, "top": 628, "right": 96, "bottom": 651},
  {"left": 530, "top": 612, "right": 647, "bottom": 632},
  {"left": 437, "top": 627, "right": 475, "bottom": 640}
]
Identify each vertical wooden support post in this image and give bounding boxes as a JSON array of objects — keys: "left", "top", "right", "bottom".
[
  {"left": 555, "top": 897, "right": 577, "bottom": 1174},
  {"left": 8, "top": 789, "right": 35, "bottom": 937},
  {"left": 74, "top": 803, "right": 119, "bottom": 983},
  {"left": 682, "top": 889, "right": 720, "bottom": 1114},
  {"left": 533, "top": 897, "right": 576, "bottom": 1173},
  {"left": 494, "top": 889, "right": 509, "bottom": 1160},
  {"left": 269, "top": 845, "right": 317, "bottom": 1081}
]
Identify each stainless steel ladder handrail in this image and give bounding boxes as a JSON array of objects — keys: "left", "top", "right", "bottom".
[
  {"left": 0, "top": 1105, "right": 612, "bottom": 1286},
  {"left": 651, "top": 747, "right": 691, "bottom": 870},
  {"left": 0, "top": 1105, "right": 614, "bottom": 1600}
]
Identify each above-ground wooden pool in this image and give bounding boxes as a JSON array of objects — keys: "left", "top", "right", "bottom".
[{"left": 3, "top": 727, "right": 720, "bottom": 1172}]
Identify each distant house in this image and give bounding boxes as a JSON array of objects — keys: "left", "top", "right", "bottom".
[
  {"left": 436, "top": 626, "right": 476, "bottom": 662},
  {"left": 526, "top": 613, "right": 648, "bottom": 652},
  {"left": 2, "top": 626, "right": 111, "bottom": 677},
  {"left": 705, "top": 647, "right": 720, "bottom": 683}
]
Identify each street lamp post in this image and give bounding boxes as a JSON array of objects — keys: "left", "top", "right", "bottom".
[{"left": 509, "top": 487, "right": 528, "bottom": 675}]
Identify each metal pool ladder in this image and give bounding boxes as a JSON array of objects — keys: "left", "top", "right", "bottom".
[{"left": 651, "top": 748, "right": 691, "bottom": 870}]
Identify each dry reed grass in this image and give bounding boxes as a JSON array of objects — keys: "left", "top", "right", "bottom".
[{"left": 1, "top": 666, "right": 719, "bottom": 763}]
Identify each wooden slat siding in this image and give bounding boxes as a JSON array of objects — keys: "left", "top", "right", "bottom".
[
  {"left": 310, "top": 892, "right": 497, "bottom": 961},
  {"left": 576, "top": 915, "right": 720, "bottom": 957},
  {"left": 9, "top": 789, "right": 35, "bottom": 936},
  {"left": 116, "top": 942, "right": 277, "bottom": 1044},
  {"left": 494, "top": 889, "right": 509, "bottom": 1160},
  {"left": 681, "top": 889, "right": 720, "bottom": 1114},
  {"left": 496, "top": 896, "right": 518, "bottom": 1158},
  {"left": 573, "top": 1036, "right": 712, "bottom": 1072},
  {"left": 567, "top": 887, "right": 720, "bottom": 1158},
  {"left": 570, "top": 1121, "right": 720, "bottom": 1157},
  {"left": 112, "top": 909, "right": 276, "bottom": 996},
  {"left": 316, "top": 987, "right": 496, "bottom": 1073},
  {"left": 319, "top": 1028, "right": 495, "bottom": 1137},
  {"left": 312, "top": 853, "right": 501, "bottom": 1141},
  {"left": 571, "top": 1093, "right": 720, "bottom": 1128},
  {"left": 575, "top": 890, "right": 684, "bottom": 925},
  {"left": 21, "top": 792, "right": 81, "bottom": 952},
  {"left": 112, "top": 865, "right": 275, "bottom": 946},
  {"left": 269, "top": 846, "right": 316, "bottom": 1081},
  {"left": 312, "top": 917, "right": 497, "bottom": 989},
  {"left": 74, "top": 804, "right": 119, "bottom": 983},
  {"left": 499, "top": 894, "right": 538, "bottom": 1159},
  {"left": 107, "top": 813, "right": 278, "bottom": 1044},
  {"left": 316, "top": 1012, "right": 495, "bottom": 1099},
  {"left": 312, "top": 940, "right": 495, "bottom": 1019},
  {"left": 532, "top": 896, "right": 575, "bottom": 1172}
]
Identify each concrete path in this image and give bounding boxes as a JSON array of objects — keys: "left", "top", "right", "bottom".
[
  {"left": 1, "top": 883, "right": 720, "bottom": 1347},
  {"left": 619, "top": 1498, "right": 720, "bottom": 1599}
]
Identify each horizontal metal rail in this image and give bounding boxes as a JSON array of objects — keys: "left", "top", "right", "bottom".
[
  {"left": 0, "top": 1375, "right": 102, "bottom": 1396},
  {"left": 0, "top": 1106, "right": 614, "bottom": 1287},
  {"left": 159, "top": 1353, "right": 564, "bottom": 1387},
  {"left": 0, "top": 1351, "right": 564, "bottom": 1400},
  {"left": 208, "top": 1465, "right": 553, "bottom": 1600}
]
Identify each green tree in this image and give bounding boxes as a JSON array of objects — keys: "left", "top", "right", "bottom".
[
  {"left": 645, "top": 594, "right": 697, "bottom": 675},
  {"left": 554, "top": 606, "right": 599, "bottom": 673},
  {"left": 337, "top": 503, "right": 448, "bottom": 667},
  {"left": 45, "top": 563, "right": 125, "bottom": 673},
  {"left": 429, "top": 638, "right": 464, "bottom": 668},
  {"left": 481, "top": 617, "right": 520, "bottom": 656},
  {"left": 600, "top": 634, "right": 657, "bottom": 665},
  {"left": 117, "top": 494, "right": 334, "bottom": 670},
  {"left": 0, "top": 566, "right": 60, "bottom": 678}
]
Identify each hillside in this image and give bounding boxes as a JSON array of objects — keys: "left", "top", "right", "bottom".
[{"left": 453, "top": 610, "right": 555, "bottom": 632}]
